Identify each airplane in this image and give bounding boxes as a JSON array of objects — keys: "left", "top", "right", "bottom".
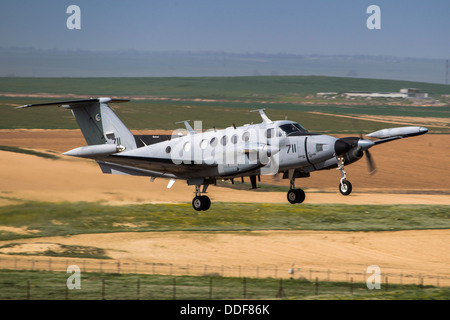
[{"left": 17, "top": 97, "right": 428, "bottom": 211}]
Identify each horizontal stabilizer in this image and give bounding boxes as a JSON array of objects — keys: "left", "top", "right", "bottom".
[{"left": 16, "top": 97, "right": 129, "bottom": 109}]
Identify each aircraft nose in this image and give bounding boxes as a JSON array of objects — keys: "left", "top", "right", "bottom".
[{"left": 334, "top": 139, "right": 351, "bottom": 156}]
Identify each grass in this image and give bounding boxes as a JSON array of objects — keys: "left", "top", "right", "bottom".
[
  {"left": 3, "top": 97, "right": 409, "bottom": 133},
  {"left": 0, "top": 242, "right": 110, "bottom": 259},
  {"left": 0, "top": 201, "right": 449, "bottom": 241},
  {"left": 0, "top": 270, "right": 448, "bottom": 300},
  {"left": 1, "top": 76, "right": 449, "bottom": 98}
]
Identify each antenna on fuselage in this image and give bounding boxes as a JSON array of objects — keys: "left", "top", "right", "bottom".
[{"left": 250, "top": 108, "right": 273, "bottom": 124}]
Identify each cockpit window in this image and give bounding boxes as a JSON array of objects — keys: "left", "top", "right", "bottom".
[{"left": 279, "top": 123, "right": 309, "bottom": 136}]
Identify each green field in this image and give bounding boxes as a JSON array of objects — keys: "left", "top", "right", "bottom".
[
  {"left": 0, "top": 76, "right": 449, "bottom": 133},
  {"left": 1, "top": 76, "right": 450, "bottom": 98},
  {"left": 0, "top": 270, "right": 448, "bottom": 300},
  {"left": 0, "top": 201, "right": 449, "bottom": 241}
]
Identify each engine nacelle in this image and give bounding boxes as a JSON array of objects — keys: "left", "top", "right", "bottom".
[
  {"left": 367, "top": 126, "right": 428, "bottom": 139},
  {"left": 343, "top": 147, "right": 364, "bottom": 165}
]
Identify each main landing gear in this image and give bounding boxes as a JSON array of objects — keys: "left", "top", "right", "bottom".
[
  {"left": 192, "top": 185, "right": 211, "bottom": 211},
  {"left": 337, "top": 156, "right": 352, "bottom": 196},
  {"left": 286, "top": 170, "right": 305, "bottom": 204},
  {"left": 287, "top": 188, "right": 305, "bottom": 204}
]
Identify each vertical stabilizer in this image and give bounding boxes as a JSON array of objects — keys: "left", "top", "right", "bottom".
[{"left": 17, "top": 97, "right": 137, "bottom": 150}]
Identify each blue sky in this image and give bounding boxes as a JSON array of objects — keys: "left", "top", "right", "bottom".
[{"left": 1, "top": 0, "right": 449, "bottom": 59}]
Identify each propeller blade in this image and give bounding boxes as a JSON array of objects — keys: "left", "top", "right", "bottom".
[{"left": 365, "top": 149, "right": 377, "bottom": 175}]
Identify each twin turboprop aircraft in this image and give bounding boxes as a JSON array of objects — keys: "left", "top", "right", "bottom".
[{"left": 18, "top": 98, "right": 428, "bottom": 210}]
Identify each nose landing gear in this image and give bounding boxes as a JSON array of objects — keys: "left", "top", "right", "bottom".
[{"left": 337, "top": 156, "right": 352, "bottom": 196}]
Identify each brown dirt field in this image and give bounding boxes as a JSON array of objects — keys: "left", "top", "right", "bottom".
[
  {"left": 0, "top": 129, "right": 448, "bottom": 204},
  {"left": 308, "top": 111, "right": 450, "bottom": 128},
  {"left": 0, "top": 130, "right": 449, "bottom": 284}
]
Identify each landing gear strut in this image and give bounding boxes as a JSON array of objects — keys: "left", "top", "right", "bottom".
[
  {"left": 192, "top": 185, "right": 211, "bottom": 211},
  {"left": 286, "top": 170, "right": 305, "bottom": 204},
  {"left": 337, "top": 156, "right": 352, "bottom": 196}
]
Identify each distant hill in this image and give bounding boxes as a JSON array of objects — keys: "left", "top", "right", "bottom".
[{"left": 0, "top": 47, "right": 447, "bottom": 84}]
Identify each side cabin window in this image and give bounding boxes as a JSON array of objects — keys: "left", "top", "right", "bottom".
[
  {"left": 265, "top": 128, "right": 275, "bottom": 139},
  {"left": 210, "top": 137, "right": 218, "bottom": 147},
  {"left": 221, "top": 135, "right": 228, "bottom": 146},
  {"left": 200, "top": 139, "right": 208, "bottom": 150},
  {"left": 242, "top": 131, "right": 250, "bottom": 143}
]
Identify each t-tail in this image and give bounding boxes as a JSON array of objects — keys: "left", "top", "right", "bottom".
[{"left": 17, "top": 97, "right": 137, "bottom": 157}]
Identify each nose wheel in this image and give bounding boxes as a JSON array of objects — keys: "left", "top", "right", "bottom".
[
  {"left": 337, "top": 156, "right": 352, "bottom": 196},
  {"left": 339, "top": 180, "right": 352, "bottom": 196}
]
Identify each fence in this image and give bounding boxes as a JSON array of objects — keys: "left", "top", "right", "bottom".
[
  {"left": 0, "top": 275, "right": 381, "bottom": 300},
  {"left": 2, "top": 272, "right": 448, "bottom": 301},
  {"left": 1, "top": 254, "right": 449, "bottom": 288}
]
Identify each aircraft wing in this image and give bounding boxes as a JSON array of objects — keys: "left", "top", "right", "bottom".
[{"left": 104, "top": 153, "right": 218, "bottom": 178}]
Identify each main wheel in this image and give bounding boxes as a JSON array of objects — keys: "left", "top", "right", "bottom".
[
  {"left": 200, "top": 195, "right": 211, "bottom": 211},
  {"left": 339, "top": 180, "right": 352, "bottom": 196},
  {"left": 192, "top": 195, "right": 211, "bottom": 211},
  {"left": 287, "top": 189, "right": 305, "bottom": 204}
]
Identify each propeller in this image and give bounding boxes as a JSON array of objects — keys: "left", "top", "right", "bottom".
[
  {"left": 351, "top": 118, "right": 377, "bottom": 175},
  {"left": 358, "top": 134, "right": 377, "bottom": 175}
]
